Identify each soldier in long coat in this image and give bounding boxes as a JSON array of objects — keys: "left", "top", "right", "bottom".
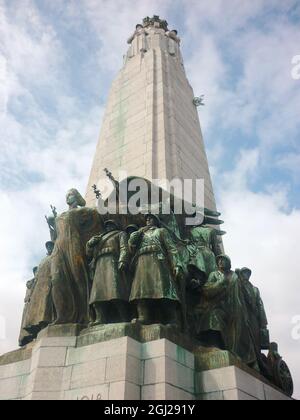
[
  {"left": 87, "top": 220, "right": 130, "bottom": 325},
  {"left": 24, "top": 242, "right": 55, "bottom": 336},
  {"left": 129, "top": 214, "right": 184, "bottom": 327},
  {"left": 18, "top": 267, "right": 38, "bottom": 347},
  {"left": 187, "top": 225, "right": 222, "bottom": 282},
  {"left": 197, "top": 256, "right": 260, "bottom": 369},
  {"left": 196, "top": 255, "right": 234, "bottom": 350},
  {"left": 237, "top": 268, "right": 270, "bottom": 354}
]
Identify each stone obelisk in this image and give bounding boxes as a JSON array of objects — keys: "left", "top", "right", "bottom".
[{"left": 86, "top": 17, "right": 217, "bottom": 211}]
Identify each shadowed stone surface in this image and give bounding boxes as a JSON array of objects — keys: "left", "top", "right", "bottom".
[
  {"left": 37, "top": 324, "right": 86, "bottom": 339},
  {"left": 194, "top": 347, "right": 244, "bottom": 371},
  {"left": 77, "top": 323, "right": 197, "bottom": 351}
]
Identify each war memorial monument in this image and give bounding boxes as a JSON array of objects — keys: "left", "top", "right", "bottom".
[{"left": 0, "top": 16, "right": 294, "bottom": 401}]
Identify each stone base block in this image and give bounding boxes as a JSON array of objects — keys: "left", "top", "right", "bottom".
[
  {"left": 0, "top": 325, "right": 294, "bottom": 400},
  {"left": 196, "top": 366, "right": 292, "bottom": 401},
  {"left": 194, "top": 347, "right": 243, "bottom": 371}
]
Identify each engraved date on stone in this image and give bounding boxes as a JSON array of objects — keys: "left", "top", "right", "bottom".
[{"left": 77, "top": 393, "right": 102, "bottom": 401}]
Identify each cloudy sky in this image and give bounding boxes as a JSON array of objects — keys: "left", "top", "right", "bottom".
[{"left": 0, "top": 0, "right": 299, "bottom": 398}]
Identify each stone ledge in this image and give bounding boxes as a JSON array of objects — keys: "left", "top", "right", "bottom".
[
  {"left": 194, "top": 347, "right": 244, "bottom": 371},
  {"left": 0, "top": 344, "right": 34, "bottom": 367},
  {"left": 0, "top": 334, "right": 294, "bottom": 400},
  {"left": 77, "top": 323, "right": 139, "bottom": 348},
  {"left": 77, "top": 323, "right": 197, "bottom": 352},
  {"left": 0, "top": 326, "right": 294, "bottom": 400},
  {"left": 0, "top": 325, "right": 84, "bottom": 367},
  {"left": 37, "top": 324, "right": 86, "bottom": 340}
]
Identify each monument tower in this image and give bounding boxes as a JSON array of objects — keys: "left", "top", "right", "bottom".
[
  {"left": 0, "top": 16, "right": 294, "bottom": 401},
  {"left": 86, "top": 16, "right": 217, "bottom": 211}
]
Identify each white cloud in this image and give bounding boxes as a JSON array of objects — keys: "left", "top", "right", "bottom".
[
  {"left": 0, "top": 102, "right": 102, "bottom": 355},
  {"left": 183, "top": 0, "right": 297, "bottom": 37},
  {"left": 277, "top": 152, "right": 300, "bottom": 182},
  {"left": 49, "top": 0, "right": 174, "bottom": 77},
  {"left": 184, "top": 34, "right": 228, "bottom": 131},
  {"left": 183, "top": 0, "right": 300, "bottom": 163},
  {"left": 0, "top": 54, "right": 8, "bottom": 114},
  {"left": 0, "top": 0, "right": 64, "bottom": 93}
]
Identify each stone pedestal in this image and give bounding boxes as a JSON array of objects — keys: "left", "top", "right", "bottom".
[
  {"left": 196, "top": 366, "right": 292, "bottom": 401},
  {"left": 0, "top": 325, "right": 293, "bottom": 400}
]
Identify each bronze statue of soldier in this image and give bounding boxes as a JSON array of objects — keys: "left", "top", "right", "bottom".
[
  {"left": 87, "top": 220, "right": 131, "bottom": 325},
  {"left": 196, "top": 255, "right": 236, "bottom": 350},
  {"left": 23, "top": 242, "right": 55, "bottom": 339},
  {"left": 197, "top": 256, "right": 264, "bottom": 370},
  {"left": 185, "top": 224, "right": 222, "bottom": 303},
  {"left": 129, "top": 214, "right": 184, "bottom": 328},
  {"left": 18, "top": 267, "right": 38, "bottom": 347},
  {"left": 236, "top": 267, "right": 270, "bottom": 371},
  {"left": 237, "top": 267, "right": 270, "bottom": 351},
  {"left": 125, "top": 224, "right": 139, "bottom": 237},
  {"left": 187, "top": 225, "right": 222, "bottom": 283}
]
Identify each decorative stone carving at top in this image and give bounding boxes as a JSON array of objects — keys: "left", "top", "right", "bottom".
[
  {"left": 126, "top": 16, "right": 182, "bottom": 61},
  {"left": 143, "top": 16, "right": 168, "bottom": 31}
]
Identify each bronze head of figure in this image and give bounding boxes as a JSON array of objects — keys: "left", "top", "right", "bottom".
[
  {"left": 216, "top": 255, "right": 232, "bottom": 273},
  {"left": 104, "top": 220, "right": 119, "bottom": 233},
  {"left": 66, "top": 189, "right": 86, "bottom": 210},
  {"left": 240, "top": 267, "right": 252, "bottom": 282},
  {"left": 125, "top": 224, "right": 139, "bottom": 237},
  {"left": 145, "top": 214, "right": 161, "bottom": 228},
  {"left": 45, "top": 241, "right": 55, "bottom": 256}
]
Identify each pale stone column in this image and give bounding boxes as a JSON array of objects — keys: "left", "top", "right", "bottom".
[{"left": 86, "top": 24, "right": 218, "bottom": 212}]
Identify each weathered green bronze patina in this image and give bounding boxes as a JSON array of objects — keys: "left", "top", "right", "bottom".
[
  {"left": 187, "top": 225, "right": 222, "bottom": 280},
  {"left": 196, "top": 255, "right": 235, "bottom": 350},
  {"left": 23, "top": 242, "right": 55, "bottom": 338},
  {"left": 16, "top": 179, "right": 293, "bottom": 396},
  {"left": 87, "top": 220, "right": 131, "bottom": 325},
  {"left": 196, "top": 258, "right": 272, "bottom": 373},
  {"left": 18, "top": 267, "right": 38, "bottom": 347},
  {"left": 237, "top": 267, "right": 270, "bottom": 351},
  {"left": 51, "top": 189, "right": 103, "bottom": 325},
  {"left": 129, "top": 214, "right": 184, "bottom": 328}
]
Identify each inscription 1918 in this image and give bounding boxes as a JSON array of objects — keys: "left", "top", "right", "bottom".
[{"left": 77, "top": 394, "right": 102, "bottom": 401}]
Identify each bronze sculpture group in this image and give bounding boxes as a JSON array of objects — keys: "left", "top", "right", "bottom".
[{"left": 18, "top": 184, "right": 294, "bottom": 396}]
